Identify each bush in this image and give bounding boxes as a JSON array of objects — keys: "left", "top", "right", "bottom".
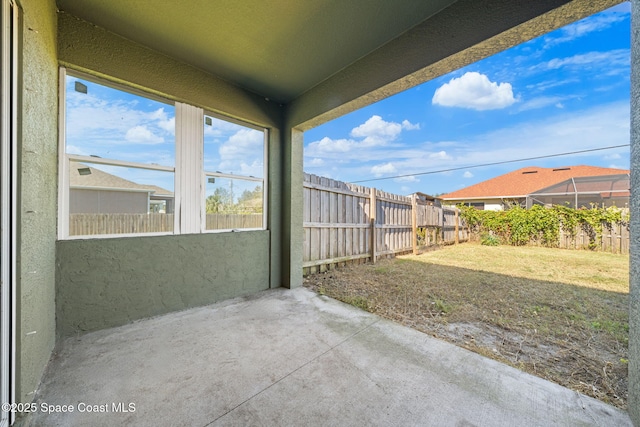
[
  {"left": 458, "top": 204, "right": 628, "bottom": 249},
  {"left": 480, "top": 233, "right": 500, "bottom": 246}
]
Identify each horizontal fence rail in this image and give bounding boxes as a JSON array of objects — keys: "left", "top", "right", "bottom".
[
  {"left": 69, "top": 213, "right": 262, "bottom": 236},
  {"left": 303, "top": 174, "right": 466, "bottom": 274}
]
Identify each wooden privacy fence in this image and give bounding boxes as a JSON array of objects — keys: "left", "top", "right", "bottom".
[
  {"left": 205, "top": 213, "right": 262, "bottom": 230},
  {"left": 558, "top": 222, "right": 630, "bottom": 254},
  {"left": 70, "top": 213, "right": 261, "bottom": 236},
  {"left": 303, "top": 174, "right": 467, "bottom": 274}
]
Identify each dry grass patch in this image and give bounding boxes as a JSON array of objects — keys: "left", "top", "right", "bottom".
[{"left": 304, "top": 244, "right": 629, "bottom": 409}]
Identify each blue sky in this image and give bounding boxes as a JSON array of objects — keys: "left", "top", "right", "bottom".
[{"left": 303, "top": 2, "right": 631, "bottom": 196}]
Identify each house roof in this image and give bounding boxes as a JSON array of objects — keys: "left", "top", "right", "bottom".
[
  {"left": 440, "top": 166, "right": 630, "bottom": 200},
  {"left": 70, "top": 163, "right": 173, "bottom": 197}
]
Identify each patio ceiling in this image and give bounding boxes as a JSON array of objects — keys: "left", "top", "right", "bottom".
[
  {"left": 56, "top": 0, "right": 620, "bottom": 127},
  {"left": 55, "top": 0, "right": 456, "bottom": 104}
]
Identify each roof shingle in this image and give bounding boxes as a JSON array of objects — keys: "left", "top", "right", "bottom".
[{"left": 440, "top": 165, "right": 630, "bottom": 200}]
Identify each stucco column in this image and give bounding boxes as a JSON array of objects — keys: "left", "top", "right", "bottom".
[
  {"left": 280, "top": 126, "right": 304, "bottom": 288},
  {"left": 630, "top": 1, "right": 640, "bottom": 424}
]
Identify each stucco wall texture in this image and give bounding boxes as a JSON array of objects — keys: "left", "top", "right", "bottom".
[
  {"left": 17, "top": 0, "right": 58, "bottom": 405},
  {"left": 57, "top": 12, "right": 282, "bottom": 130},
  {"left": 56, "top": 231, "right": 270, "bottom": 337}
]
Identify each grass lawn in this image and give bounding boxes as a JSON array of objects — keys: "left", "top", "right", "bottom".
[{"left": 303, "top": 244, "right": 630, "bottom": 409}]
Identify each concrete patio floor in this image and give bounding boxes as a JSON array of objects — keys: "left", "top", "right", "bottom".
[{"left": 24, "top": 287, "right": 631, "bottom": 427}]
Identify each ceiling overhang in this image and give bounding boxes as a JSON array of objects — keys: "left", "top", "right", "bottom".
[
  {"left": 56, "top": 0, "right": 457, "bottom": 104},
  {"left": 55, "top": 0, "right": 623, "bottom": 129}
]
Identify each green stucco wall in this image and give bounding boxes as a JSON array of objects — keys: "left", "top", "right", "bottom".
[
  {"left": 281, "top": 127, "right": 304, "bottom": 288},
  {"left": 16, "top": 0, "right": 58, "bottom": 405},
  {"left": 57, "top": 12, "right": 281, "bottom": 130},
  {"left": 56, "top": 231, "right": 270, "bottom": 337},
  {"left": 53, "top": 12, "right": 289, "bottom": 337}
]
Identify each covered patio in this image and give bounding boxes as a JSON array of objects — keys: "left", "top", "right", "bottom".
[
  {"left": 26, "top": 288, "right": 632, "bottom": 426},
  {"left": 2, "top": 0, "right": 639, "bottom": 426}
]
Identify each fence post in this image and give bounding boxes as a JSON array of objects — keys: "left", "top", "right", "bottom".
[
  {"left": 454, "top": 208, "right": 459, "bottom": 245},
  {"left": 411, "top": 194, "right": 418, "bottom": 255},
  {"left": 370, "top": 188, "right": 377, "bottom": 264}
]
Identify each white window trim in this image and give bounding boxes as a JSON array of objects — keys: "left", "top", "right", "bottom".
[
  {"left": 57, "top": 67, "right": 69, "bottom": 239},
  {"left": 58, "top": 69, "right": 268, "bottom": 239},
  {"left": 59, "top": 69, "right": 179, "bottom": 239},
  {"left": 175, "top": 103, "right": 203, "bottom": 234},
  {"left": 1, "top": 0, "right": 17, "bottom": 424}
]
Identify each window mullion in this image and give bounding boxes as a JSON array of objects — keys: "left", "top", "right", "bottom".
[{"left": 175, "top": 103, "right": 204, "bottom": 234}]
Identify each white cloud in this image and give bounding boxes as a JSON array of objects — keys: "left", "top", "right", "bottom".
[
  {"left": 525, "top": 78, "right": 579, "bottom": 92},
  {"left": 125, "top": 125, "right": 164, "bottom": 144},
  {"left": 157, "top": 116, "right": 175, "bottom": 134},
  {"left": 371, "top": 162, "right": 397, "bottom": 177},
  {"left": 350, "top": 115, "right": 405, "bottom": 146},
  {"left": 351, "top": 115, "right": 399, "bottom": 138},
  {"left": 218, "top": 128, "right": 264, "bottom": 175},
  {"left": 604, "top": 153, "right": 622, "bottom": 160},
  {"left": 452, "top": 101, "right": 630, "bottom": 168},
  {"left": 306, "top": 115, "right": 418, "bottom": 159},
  {"left": 65, "top": 86, "right": 177, "bottom": 170},
  {"left": 544, "top": 12, "right": 627, "bottom": 47},
  {"left": 555, "top": 103, "right": 564, "bottom": 109},
  {"left": 395, "top": 175, "right": 420, "bottom": 183},
  {"left": 463, "top": 171, "right": 474, "bottom": 178},
  {"left": 429, "top": 150, "right": 451, "bottom": 160},
  {"left": 238, "top": 160, "right": 263, "bottom": 177},
  {"left": 305, "top": 102, "right": 629, "bottom": 185},
  {"left": 306, "top": 137, "right": 355, "bottom": 155},
  {"left": 308, "top": 158, "right": 325, "bottom": 166},
  {"left": 518, "top": 96, "right": 566, "bottom": 112},
  {"left": 432, "top": 72, "right": 516, "bottom": 111},
  {"left": 402, "top": 120, "right": 420, "bottom": 131},
  {"left": 219, "top": 129, "right": 263, "bottom": 158},
  {"left": 543, "top": 50, "right": 629, "bottom": 70}
]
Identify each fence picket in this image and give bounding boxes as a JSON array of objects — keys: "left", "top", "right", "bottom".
[
  {"left": 70, "top": 213, "right": 262, "bottom": 236},
  {"left": 302, "top": 174, "right": 462, "bottom": 273}
]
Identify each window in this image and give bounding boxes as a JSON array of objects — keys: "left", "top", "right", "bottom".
[
  {"left": 203, "top": 114, "right": 265, "bottom": 231},
  {"left": 468, "top": 202, "right": 485, "bottom": 210},
  {"left": 59, "top": 70, "right": 267, "bottom": 238}
]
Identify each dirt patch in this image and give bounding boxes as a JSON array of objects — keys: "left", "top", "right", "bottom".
[{"left": 303, "top": 245, "right": 629, "bottom": 409}]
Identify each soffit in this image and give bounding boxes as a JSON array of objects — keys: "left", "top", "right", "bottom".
[{"left": 55, "top": 0, "right": 456, "bottom": 103}]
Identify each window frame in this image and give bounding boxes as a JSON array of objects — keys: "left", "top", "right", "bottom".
[
  {"left": 1, "top": 1, "right": 17, "bottom": 424},
  {"left": 202, "top": 110, "right": 268, "bottom": 234},
  {"left": 58, "top": 68, "right": 268, "bottom": 239}
]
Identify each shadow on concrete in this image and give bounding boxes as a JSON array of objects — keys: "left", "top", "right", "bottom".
[
  {"left": 25, "top": 287, "right": 631, "bottom": 427},
  {"left": 305, "top": 257, "right": 630, "bottom": 410}
]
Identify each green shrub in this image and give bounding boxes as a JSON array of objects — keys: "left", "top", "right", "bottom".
[
  {"left": 458, "top": 204, "right": 628, "bottom": 249},
  {"left": 480, "top": 233, "right": 500, "bottom": 246}
]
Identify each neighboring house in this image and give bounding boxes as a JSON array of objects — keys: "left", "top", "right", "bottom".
[
  {"left": 440, "top": 166, "right": 630, "bottom": 210},
  {"left": 69, "top": 163, "right": 174, "bottom": 214}
]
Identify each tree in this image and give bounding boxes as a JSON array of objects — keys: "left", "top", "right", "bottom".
[
  {"left": 206, "top": 187, "right": 232, "bottom": 213},
  {"left": 235, "top": 185, "right": 262, "bottom": 213}
]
